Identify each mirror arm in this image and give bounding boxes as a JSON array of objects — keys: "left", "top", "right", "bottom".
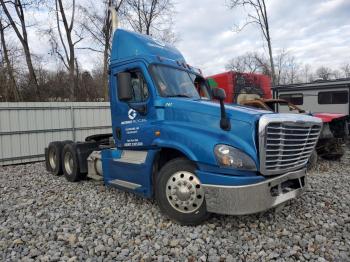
[{"left": 219, "top": 99, "right": 231, "bottom": 131}]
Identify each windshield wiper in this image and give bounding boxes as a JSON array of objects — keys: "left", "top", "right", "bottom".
[{"left": 166, "top": 94, "right": 192, "bottom": 98}]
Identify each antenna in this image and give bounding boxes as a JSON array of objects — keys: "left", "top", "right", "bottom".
[{"left": 109, "top": 7, "right": 118, "bottom": 34}]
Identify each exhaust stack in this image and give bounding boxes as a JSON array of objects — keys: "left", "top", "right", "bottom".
[{"left": 109, "top": 7, "right": 118, "bottom": 34}]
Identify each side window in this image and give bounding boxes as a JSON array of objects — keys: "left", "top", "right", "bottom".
[
  {"left": 318, "top": 91, "right": 348, "bottom": 104},
  {"left": 194, "top": 76, "right": 210, "bottom": 99},
  {"left": 129, "top": 71, "right": 149, "bottom": 102},
  {"left": 279, "top": 93, "right": 303, "bottom": 105},
  {"left": 318, "top": 92, "right": 330, "bottom": 104}
]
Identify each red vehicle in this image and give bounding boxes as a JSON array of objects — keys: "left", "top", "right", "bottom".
[{"left": 206, "top": 71, "right": 272, "bottom": 104}]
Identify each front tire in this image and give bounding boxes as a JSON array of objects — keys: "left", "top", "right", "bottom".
[{"left": 155, "top": 158, "right": 209, "bottom": 225}]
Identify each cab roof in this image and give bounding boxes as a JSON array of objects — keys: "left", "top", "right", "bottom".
[{"left": 110, "top": 29, "right": 185, "bottom": 63}]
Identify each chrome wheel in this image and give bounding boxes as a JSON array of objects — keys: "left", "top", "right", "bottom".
[
  {"left": 48, "top": 149, "right": 57, "bottom": 170},
  {"left": 166, "top": 171, "right": 204, "bottom": 213},
  {"left": 64, "top": 151, "right": 74, "bottom": 175}
]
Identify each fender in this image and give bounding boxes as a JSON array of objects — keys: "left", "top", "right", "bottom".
[
  {"left": 74, "top": 141, "right": 99, "bottom": 173},
  {"left": 153, "top": 121, "right": 259, "bottom": 171},
  {"left": 153, "top": 138, "right": 197, "bottom": 161}
]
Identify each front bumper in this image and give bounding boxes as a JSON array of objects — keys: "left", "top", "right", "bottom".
[{"left": 202, "top": 169, "right": 306, "bottom": 215}]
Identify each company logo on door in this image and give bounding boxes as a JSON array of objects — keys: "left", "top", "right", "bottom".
[{"left": 128, "top": 109, "right": 137, "bottom": 120}]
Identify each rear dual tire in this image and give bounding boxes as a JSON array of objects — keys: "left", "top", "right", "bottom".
[
  {"left": 46, "top": 140, "right": 73, "bottom": 175},
  {"left": 45, "top": 140, "right": 84, "bottom": 182},
  {"left": 61, "top": 143, "right": 84, "bottom": 182},
  {"left": 46, "top": 141, "right": 64, "bottom": 175},
  {"left": 155, "top": 158, "right": 209, "bottom": 225}
]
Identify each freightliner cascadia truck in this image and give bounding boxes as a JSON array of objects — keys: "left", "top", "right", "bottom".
[{"left": 45, "top": 10, "right": 322, "bottom": 225}]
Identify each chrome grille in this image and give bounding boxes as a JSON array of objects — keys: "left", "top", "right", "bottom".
[{"left": 259, "top": 114, "right": 322, "bottom": 175}]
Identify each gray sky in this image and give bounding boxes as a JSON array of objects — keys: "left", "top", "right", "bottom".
[
  {"left": 174, "top": 0, "right": 350, "bottom": 75},
  {"left": 20, "top": 0, "right": 350, "bottom": 76}
]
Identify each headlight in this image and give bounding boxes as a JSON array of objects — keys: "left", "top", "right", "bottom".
[{"left": 214, "top": 144, "right": 256, "bottom": 171}]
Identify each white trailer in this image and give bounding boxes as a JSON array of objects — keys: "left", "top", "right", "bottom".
[{"left": 273, "top": 79, "right": 350, "bottom": 115}]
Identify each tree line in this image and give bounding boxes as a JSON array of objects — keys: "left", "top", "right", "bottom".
[
  {"left": 1, "top": 0, "right": 349, "bottom": 102},
  {"left": 0, "top": 0, "right": 175, "bottom": 102},
  {"left": 225, "top": 51, "right": 350, "bottom": 85},
  {"left": 227, "top": 0, "right": 350, "bottom": 86}
]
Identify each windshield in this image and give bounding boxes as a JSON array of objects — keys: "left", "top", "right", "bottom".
[{"left": 150, "top": 65, "right": 209, "bottom": 99}]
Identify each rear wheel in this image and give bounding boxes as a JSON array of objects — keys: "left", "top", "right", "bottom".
[
  {"left": 62, "top": 143, "right": 84, "bottom": 182},
  {"left": 155, "top": 158, "right": 209, "bottom": 225},
  {"left": 46, "top": 141, "right": 64, "bottom": 175}
]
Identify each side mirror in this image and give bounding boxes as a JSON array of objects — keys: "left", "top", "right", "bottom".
[
  {"left": 212, "top": 88, "right": 230, "bottom": 131},
  {"left": 212, "top": 87, "right": 226, "bottom": 100},
  {"left": 117, "top": 72, "right": 132, "bottom": 101}
]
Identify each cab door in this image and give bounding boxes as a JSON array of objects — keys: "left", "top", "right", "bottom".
[{"left": 110, "top": 61, "right": 157, "bottom": 149}]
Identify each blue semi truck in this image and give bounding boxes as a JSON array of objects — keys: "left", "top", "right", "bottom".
[{"left": 45, "top": 11, "right": 322, "bottom": 225}]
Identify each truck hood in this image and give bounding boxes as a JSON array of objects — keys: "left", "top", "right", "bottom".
[
  {"left": 157, "top": 98, "right": 271, "bottom": 124},
  {"left": 154, "top": 98, "right": 272, "bottom": 172}
]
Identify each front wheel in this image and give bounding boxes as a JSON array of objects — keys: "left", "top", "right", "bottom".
[{"left": 155, "top": 158, "right": 209, "bottom": 225}]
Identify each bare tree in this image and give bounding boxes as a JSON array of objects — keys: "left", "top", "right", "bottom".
[
  {"left": 0, "top": 18, "right": 6, "bottom": 101},
  {"left": 0, "top": 0, "right": 41, "bottom": 100},
  {"left": 79, "top": 0, "right": 125, "bottom": 101},
  {"left": 316, "top": 66, "right": 333, "bottom": 80},
  {"left": 48, "top": 0, "right": 85, "bottom": 100},
  {"left": 252, "top": 52, "right": 270, "bottom": 76},
  {"left": 125, "top": 0, "right": 176, "bottom": 43},
  {"left": 0, "top": 55, "right": 5, "bottom": 101},
  {"left": 274, "top": 49, "right": 288, "bottom": 85},
  {"left": 225, "top": 49, "right": 302, "bottom": 85},
  {"left": 300, "top": 64, "right": 311, "bottom": 83},
  {"left": 341, "top": 63, "right": 350, "bottom": 78},
  {"left": 268, "top": 49, "right": 300, "bottom": 85},
  {"left": 225, "top": 52, "right": 271, "bottom": 76},
  {"left": 0, "top": 15, "right": 21, "bottom": 101},
  {"left": 332, "top": 69, "right": 341, "bottom": 80},
  {"left": 285, "top": 56, "right": 300, "bottom": 84},
  {"left": 228, "top": 0, "right": 275, "bottom": 84},
  {"left": 225, "top": 52, "right": 261, "bottom": 73}
]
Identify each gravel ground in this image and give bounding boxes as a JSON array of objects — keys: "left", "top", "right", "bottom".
[{"left": 1, "top": 152, "right": 349, "bottom": 261}]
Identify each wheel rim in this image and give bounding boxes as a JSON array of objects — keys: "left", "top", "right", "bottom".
[
  {"left": 166, "top": 171, "right": 204, "bottom": 213},
  {"left": 48, "top": 149, "right": 57, "bottom": 170},
  {"left": 64, "top": 151, "right": 74, "bottom": 175}
]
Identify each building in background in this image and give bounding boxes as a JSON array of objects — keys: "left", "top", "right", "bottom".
[{"left": 273, "top": 79, "right": 350, "bottom": 116}]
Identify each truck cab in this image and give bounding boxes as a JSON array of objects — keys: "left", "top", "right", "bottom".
[{"left": 45, "top": 20, "right": 322, "bottom": 225}]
